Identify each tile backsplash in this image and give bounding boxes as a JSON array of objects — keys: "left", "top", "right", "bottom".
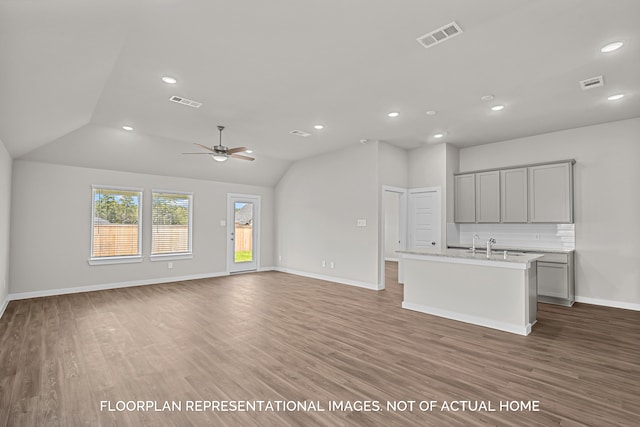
[{"left": 447, "top": 223, "right": 575, "bottom": 250}]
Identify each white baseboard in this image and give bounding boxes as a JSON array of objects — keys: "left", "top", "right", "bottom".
[
  {"left": 257, "top": 266, "right": 277, "bottom": 272},
  {"left": 575, "top": 296, "right": 640, "bottom": 311},
  {"left": 0, "top": 294, "right": 9, "bottom": 320},
  {"left": 385, "top": 257, "right": 399, "bottom": 262},
  {"left": 274, "top": 267, "right": 379, "bottom": 290},
  {"left": 402, "top": 301, "right": 532, "bottom": 336},
  {"left": 8, "top": 271, "right": 230, "bottom": 302}
]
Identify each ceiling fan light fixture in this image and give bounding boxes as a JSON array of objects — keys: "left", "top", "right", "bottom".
[{"left": 212, "top": 153, "right": 228, "bottom": 162}]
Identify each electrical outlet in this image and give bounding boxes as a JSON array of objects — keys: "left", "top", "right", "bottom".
[
  {"left": 534, "top": 234, "right": 540, "bottom": 240},
  {"left": 330, "top": 261, "right": 335, "bottom": 269},
  {"left": 168, "top": 262, "right": 173, "bottom": 269},
  {"left": 278, "top": 255, "right": 282, "bottom": 261},
  {"left": 322, "top": 260, "right": 326, "bottom": 268}
]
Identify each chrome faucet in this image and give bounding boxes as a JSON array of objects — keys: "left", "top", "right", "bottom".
[
  {"left": 486, "top": 238, "right": 496, "bottom": 257},
  {"left": 471, "top": 234, "right": 480, "bottom": 253}
]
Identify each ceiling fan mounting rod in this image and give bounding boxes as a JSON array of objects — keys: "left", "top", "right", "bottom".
[{"left": 217, "top": 125, "right": 224, "bottom": 147}]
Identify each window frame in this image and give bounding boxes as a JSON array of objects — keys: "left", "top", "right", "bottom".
[
  {"left": 89, "top": 185, "right": 144, "bottom": 265},
  {"left": 149, "top": 189, "right": 194, "bottom": 261}
]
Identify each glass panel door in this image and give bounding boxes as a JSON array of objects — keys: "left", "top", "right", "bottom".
[
  {"left": 234, "top": 202, "right": 253, "bottom": 263},
  {"left": 228, "top": 194, "right": 260, "bottom": 273}
]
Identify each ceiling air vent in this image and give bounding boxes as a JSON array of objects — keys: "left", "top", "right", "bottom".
[
  {"left": 289, "top": 130, "right": 311, "bottom": 137},
  {"left": 579, "top": 75, "right": 604, "bottom": 91},
  {"left": 169, "top": 95, "right": 203, "bottom": 108},
  {"left": 416, "top": 21, "right": 463, "bottom": 49}
]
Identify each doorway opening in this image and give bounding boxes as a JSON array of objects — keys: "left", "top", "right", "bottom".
[{"left": 379, "top": 186, "right": 407, "bottom": 289}]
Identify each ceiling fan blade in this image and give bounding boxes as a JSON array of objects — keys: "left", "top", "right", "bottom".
[
  {"left": 229, "top": 153, "right": 255, "bottom": 161},
  {"left": 193, "top": 143, "right": 216, "bottom": 152},
  {"left": 227, "top": 146, "right": 249, "bottom": 154}
]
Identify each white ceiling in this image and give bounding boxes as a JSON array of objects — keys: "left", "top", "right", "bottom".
[{"left": 1, "top": 0, "right": 639, "bottom": 186}]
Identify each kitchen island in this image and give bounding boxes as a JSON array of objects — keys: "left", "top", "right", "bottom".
[{"left": 398, "top": 249, "right": 543, "bottom": 335}]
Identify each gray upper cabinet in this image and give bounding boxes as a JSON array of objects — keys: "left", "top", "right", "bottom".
[
  {"left": 454, "top": 174, "right": 476, "bottom": 223},
  {"left": 528, "top": 162, "right": 573, "bottom": 223},
  {"left": 500, "top": 168, "right": 528, "bottom": 223},
  {"left": 475, "top": 171, "right": 500, "bottom": 223}
]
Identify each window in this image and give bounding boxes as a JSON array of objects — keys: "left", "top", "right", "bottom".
[
  {"left": 90, "top": 186, "right": 143, "bottom": 264},
  {"left": 151, "top": 191, "right": 193, "bottom": 259}
]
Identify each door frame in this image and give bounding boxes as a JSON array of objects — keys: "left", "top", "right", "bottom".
[
  {"left": 379, "top": 186, "right": 407, "bottom": 289},
  {"left": 227, "top": 193, "right": 261, "bottom": 273}
]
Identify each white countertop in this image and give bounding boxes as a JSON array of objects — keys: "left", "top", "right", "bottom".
[
  {"left": 447, "top": 244, "right": 574, "bottom": 254},
  {"left": 398, "top": 248, "right": 544, "bottom": 267}
]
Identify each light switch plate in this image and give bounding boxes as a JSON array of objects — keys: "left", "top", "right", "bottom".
[
  {"left": 220, "top": 220, "right": 226, "bottom": 226},
  {"left": 357, "top": 219, "right": 367, "bottom": 227}
]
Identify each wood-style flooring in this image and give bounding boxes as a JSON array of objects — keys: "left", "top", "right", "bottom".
[{"left": 1, "top": 262, "right": 639, "bottom": 426}]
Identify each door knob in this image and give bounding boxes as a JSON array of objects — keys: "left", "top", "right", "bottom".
[{"left": 431, "top": 241, "right": 436, "bottom": 245}]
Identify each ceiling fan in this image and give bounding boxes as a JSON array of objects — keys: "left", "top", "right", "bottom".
[{"left": 182, "top": 125, "right": 254, "bottom": 162}]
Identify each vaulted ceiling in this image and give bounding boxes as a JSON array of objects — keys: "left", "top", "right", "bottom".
[{"left": 1, "top": 0, "right": 639, "bottom": 186}]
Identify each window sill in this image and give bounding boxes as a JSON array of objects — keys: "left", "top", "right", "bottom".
[
  {"left": 88, "top": 256, "right": 143, "bottom": 266},
  {"left": 149, "top": 253, "right": 193, "bottom": 262}
]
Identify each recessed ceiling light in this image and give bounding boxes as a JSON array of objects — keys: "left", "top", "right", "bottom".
[
  {"left": 162, "top": 76, "right": 177, "bottom": 84},
  {"left": 491, "top": 105, "right": 505, "bottom": 111},
  {"left": 387, "top": 111, "right": 400, "bottom": 118},
  {"left": 425, "top": 110, "right": 437, "bottom": 116},
  {"left": 433, "top": 133, "right": 445, "bottom": 138},
  {"left": 601, "top": 41, "right": 624, "bottom": 53},
  {"left": 607, "top": 94, "right": 625, "bottom": 101},
  {"left": 481, "top": 95, "right": 494, "bottom": 101},
  {"left": 313, "top": 124, "right": 324, "bottom": 130},
  {"left": 122, "top": 126, "right": 133, "bottom": 131}
]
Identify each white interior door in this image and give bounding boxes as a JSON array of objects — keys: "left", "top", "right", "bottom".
[
  {"left": 408, "top": 187, "right": 441, "bottom": 251},
  {"left": 227, "top": 194, "right": 260, "bottom": 273}
]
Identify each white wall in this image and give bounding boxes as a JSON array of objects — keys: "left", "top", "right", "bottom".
[
  {"left": 408, "top": 143, "right": 446, "bottom": 189},
  {"left": 0, "top": 139, "right": 11, "bottom": 310},
  {"left": 275, "top": 142, "right": 379, "bottom": 288},
  {"left": 9, "top": 161, "right": 274, "bottom": 295},
  {"left": 459, "top": 118, "right": 640, "bottom": 307},
  {"left": 378, "top": 141, "right": 409, "bottom": 189},
  {"left": 408, "top": 143, "right": 452, "bottom": 247},
  {"left": 445, "top": 143, "right": 459, "bottom": 223}
]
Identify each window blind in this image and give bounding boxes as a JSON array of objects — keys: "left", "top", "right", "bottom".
[{"left": 152, "top": 191, "right": 193, "bottom": 256}]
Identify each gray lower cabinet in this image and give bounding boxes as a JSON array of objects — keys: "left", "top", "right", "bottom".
[{"left": 536, "top": 252, "right": 575, "bottom": 306}]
